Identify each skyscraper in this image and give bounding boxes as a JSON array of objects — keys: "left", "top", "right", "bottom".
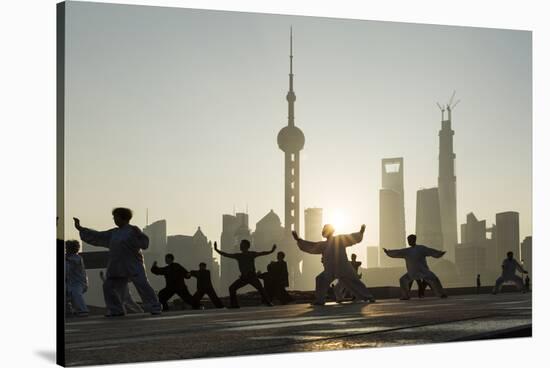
[
  {"left": 301, "top": 208, "right": 323, "bottom": 290},
  {"left": 455, "top": 213, "right": 489, "bottom": 282},
  {"left": 495, "top": 211, "right": 520, "bottom": 260},
  {"left": 416, "top": 187, "right": 443, "bottom": 250},
  {"left": 277, "top": 29, "right": 305, "bottom": 287},
  {"left": 438, "top": 103, "right": 458, "bottom": 262},
  {"left": 366, "top": 246, "right": 379, "bottom": 269},
  {"left": 304, "top": 208, "right": 323, "bottom": 242},
  {"left": 379, "top": 157, "right": 405, "bottom": 267},
  {"left": 143, "top": 219, "right": 167, "bottom": 255}
]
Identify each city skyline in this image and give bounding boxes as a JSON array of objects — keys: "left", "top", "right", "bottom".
[{"left": 62, "top": 2, "right": 532, "bottom": 265}]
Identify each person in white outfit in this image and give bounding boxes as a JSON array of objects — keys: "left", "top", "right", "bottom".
[
  {"left": 492, "top": 251, "right": 528, "bottom": 294},
  {"left": 65, "top": 240, "right": 89, "bottom": 317},
  {"left": 292, "top": 224, "right": 375, "bottom": 305},
  {"left": 74, "top": 207, "right": 161, "bottom": 317},
  {"left": 383, "top": 234, "right": 447, "bottom": 300},
  {"left": 99, "top": 271, "right": 143, "bottom": 314}
]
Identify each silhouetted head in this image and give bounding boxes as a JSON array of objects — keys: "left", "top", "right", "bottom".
[
  {"left": 321, "top": 224, "right": 335, "bottom": 239},
  {"left": 112, "top": 207, "right": 132, "bottom": 227},
  {"left": 351, "top": 253, "right": 357, "bottom": 261},
  {"left": 477, "top": 274, "right": 480, "bottom": 277},
  {"left": 407, "top": 234, "right": 417, "bottom": 246},
  {"left": 165, "top": 253, "right": 175, "bottom": 264},
  {"left": 240, "top": 239, "right": 251, "bottom": 252},
  {"left": 507, "top": 251, "right": 514, "bottom": 260},
  {"left": 277, "top": 251, "right": 285, "bottom": 261},
  {"left": 199, "top": 262, "right": 206, "bottom": 270},
  {"left": 65, "top": 240, "right": 81, "bottom": 255}
]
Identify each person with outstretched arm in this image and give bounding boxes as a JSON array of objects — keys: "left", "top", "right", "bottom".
[
  {"left": 384, "top": 234, "right": 447, "bottom": 300},
  {"left": 292, "top": 224, "right": 375, "bottom": 306},
  {"left": 214, "top": 240, "right": 274, "bottom": 308},
  {"left": 74, "top": 207, "right": 161, "bottom": 316},
  {"left": 492, "top": 251, "right": 528, "bottom": 294},
  {"left": 151, "top": 254, "right": 199, "bottom": 311}
]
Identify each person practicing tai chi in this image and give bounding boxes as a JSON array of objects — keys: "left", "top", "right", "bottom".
[
  {"left": 258, "top": 251, "right": 293, "bottom": 305},
  {"left": 65, "top": 240, "right": 89, "bottom": 317},
  {"left": 99, "top": 270, "right": 143, "bottom": 314},
  {"left": 383, "top": 234, "right": 447, "bottom": 300},
  {"left": 408, "top": 279, "right": 428, "bottom": 298},
  {"left": 492, "top": 251, "right": 528, "bottom": 294},
  {"left": 334, "top": 253, "right": 363, "bottom": 301},
  {"left": 190, "top": 262, "right": 224, "bottom": 309},
  {"left": 214, "top": 240, "right": 274, "bottom": 308},
  {"left": 292, "top": 224, "right": 375, "bottom": 306},
  {"left": 151, "top": 254, "right": 199, "bottom": 311},
  {"left": 74, "top": 207, "right": 162, "bottom": 317},
  {"left": 350, "top": 253, "right": 362, "bottom": 277}
]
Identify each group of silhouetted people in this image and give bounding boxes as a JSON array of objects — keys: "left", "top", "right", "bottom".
[{"left": 64, "top": 207, "right": 530, "bottom": 318}]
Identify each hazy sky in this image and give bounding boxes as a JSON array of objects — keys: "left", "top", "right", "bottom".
[{"left": 63, "top": 1, "right": 532, "bottom": 262}]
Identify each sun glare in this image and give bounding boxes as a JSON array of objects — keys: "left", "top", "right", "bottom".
[{"left": 325, "top": 209, "right": 351, "bottom": 233}]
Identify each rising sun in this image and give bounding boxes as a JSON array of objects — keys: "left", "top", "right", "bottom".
[{"left": 325, "top": 209, "right": 351, "bottom": 233}]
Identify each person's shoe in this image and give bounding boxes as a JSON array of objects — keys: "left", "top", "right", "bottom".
[
  {"left": 399, "top": 296, "right": 410, "bottom": 301},
  {"left": 76, "top": 312, "right": 89, "bottom": 317},
  {"left": 227, "top": 305, "right": 240, "bottom": 309},
  {"left": 335, "top": 299, "right": 345, "bottom": 304},
  {"left": 310, "top": 301, "right": 325, "bottom": 306},
  {"left": 264, "top": 302, "right": 274, "bottom": 307},
  {"left": 150, "top": 310, "right": 162, "bottom": 315},
  {"left": 440, "top": 294, "right": 448, "bottom": 299},
  {"left": 104, "top": 312, "right": 125, "bottom": 318}
]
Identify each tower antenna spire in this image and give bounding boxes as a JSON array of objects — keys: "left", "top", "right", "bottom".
[{"left": 290, "top": 26, "right": 293, "bottom": 75}]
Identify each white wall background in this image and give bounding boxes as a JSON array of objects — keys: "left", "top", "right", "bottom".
[{"left": 0, "top": 1, "right": 548, "bottom": 368}]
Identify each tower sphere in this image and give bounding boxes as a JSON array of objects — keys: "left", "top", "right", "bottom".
[{"left": 278, "top": 125, "right": 305, "bottom": 152}]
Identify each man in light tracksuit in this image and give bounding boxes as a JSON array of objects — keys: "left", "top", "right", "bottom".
[
  {"left": 384, "top": 234, "right": 447, "bottom": 300},
  {"left": 74, "top": 207, "right": 161, "bottom": 317}
]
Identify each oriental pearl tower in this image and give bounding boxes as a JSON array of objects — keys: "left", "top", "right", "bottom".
[{"left": 277, "top": 28, "right": 305, "bottom": 286}]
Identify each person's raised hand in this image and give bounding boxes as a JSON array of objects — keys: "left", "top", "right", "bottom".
[
  {"left": 291, "top": 231, "right": 299, "bottom": 241},
  {"left": 272, "top": 244, "right": 277, "bottom": 251},
  {"left": 214, "top": 241, "right": 218, "bottom": 250},
  {"left": 73, "top": 217, "right": 82, "bottom": 230},
  {"left": 153, "top": 261, "right": 158, "bottom": 267},
  {"left": 360, "top": 224, "right": 366, "bottom": 234}
]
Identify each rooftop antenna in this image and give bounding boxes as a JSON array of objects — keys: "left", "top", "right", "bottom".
[
  {"left": 436, "top": 102, "right": 445, "bottom": 121},
  {"left": 445, "top": 90, "right": 460, "bottom": 121}
]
